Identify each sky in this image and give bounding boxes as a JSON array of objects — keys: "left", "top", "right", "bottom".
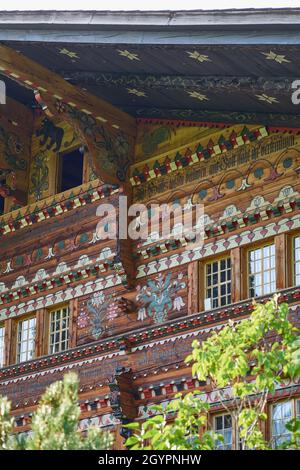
[{"left": 2, "top": 0, "right": 300, "bottom": 11}]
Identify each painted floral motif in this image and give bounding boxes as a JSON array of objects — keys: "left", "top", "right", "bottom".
[
  {"left": 137, "top": 272, "right": 186, "bottom": 324},
  {"left": 29, "top": 150, "right": 49, "bottom": 201},
  {"left": 77, "top": 308, "right": 89, "bottom": 329},
  {"left": 0, "top": 124, "right": 27, "bottom": 170},
  {"left": 86, "top": 292, "right": 112, "bottom": 338}
]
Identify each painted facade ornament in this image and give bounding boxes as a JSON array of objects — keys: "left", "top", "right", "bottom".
[
  {"left": 75, "top": 254, "right": 90, "bottom": 268},
  {"left": 32, "top": 269, "right": 48, "bottom": 282},
  {"left": 118, "top": 49, "right": 140, "bottom": 61},
  {"left": 85, "top": 291, "right": 113, "bottom": 339},
  {"left": 64, "top": 104, "right": 131, "bottom": 182},
  {"left": 3, "top": 261, "right": 13, "bottom": 274},
  {"left": 261, "top": 50, "right": 290, "bottom": 64},
  {"left": 29, "top": 149, "right": 49, "bottom": 201},
  {"left": 0, "top": 282, "right": 7, "bottom": 293},
  {"left": 45, "top": 248, "right": 55, "bottom": 260},
  {"left": 59, "top": 48, "right": 79, "bottom": 60},
  {"left": 275, "top": 185, "right": 298, "bottom": 202},
  {"left": 0, "top": 124, "right": 27, "bottom": 170},
  {"left": 136, "top": 272, "right": 186, "bottom": 323},
  {"left": 186, "top": 51, "right": 211, "bottom": 63},
  {"left": 256, "top": 94, "right": 279, "bottom": 104},
  {"left": 127, "top": 88, "right": 147, "bottom": 97},
  {"left": 12, "top": 276, "right": 27, "bottom": 289},
  {"left": 187, "top": 91, "right": 209, "bottom": 102},
  {"left": 36, "top": 118, "right": 64, "bottom": 153},
  {"left": 237, "top": 178, "right": 252, "bottom": 191}
]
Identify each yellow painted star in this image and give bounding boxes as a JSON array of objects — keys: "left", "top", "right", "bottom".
[
  {"left": 186, "top": 51, "right": 211, "bottom": 63},
  {"left": 187, "top": 91, "right": 209, "bottom": 101},
  {"left": 118, "top": 49, "right": 140, "bottom": 61},
  {"left": 59, "top": 48, "right": 79, "bottom": 59},
  {"left": 261, "top": 50, "right": 291, "bottom": 64},
  {"left": 127, "top": 88, "right": 147, "bottom": 97},
  {"left": 256, "top": 93, "right": 279, "bottom": 104}
]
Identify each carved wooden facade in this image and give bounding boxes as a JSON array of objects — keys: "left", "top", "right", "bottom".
[{"left": 0, "top": 38, "right": 300, "bottom": 450}]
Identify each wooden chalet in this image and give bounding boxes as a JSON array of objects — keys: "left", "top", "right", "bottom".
[{"left": 0, "top": 8, "right": 300, "bottom": 449}]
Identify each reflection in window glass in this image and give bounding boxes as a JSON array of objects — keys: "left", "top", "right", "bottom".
[
  {"left": 205, "top": 258, "right": 231, "bottom": 309},
  {"left": 272, "top": 402, "right": 292, "bottom": 449},
  {"left": 249, "top": 244, "right": 275, "bottom": 297},
  {"left": 17, "top": 318, "right": 36, "bottom": 363},
  {"left": 49, "top": 306, "right": 70, "bottom": 354},
  {"left": 215, "top": 414, "right": 233, "bottom": 450}
]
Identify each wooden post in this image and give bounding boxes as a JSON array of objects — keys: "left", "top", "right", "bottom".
[
  {"left": 69, "top": 299, "right": 78, "bottom": 349},
  {"left": 188, "top": 261, "right": 199, "bottom": 314},
  {"left": 4, "top": 318, "right": 16, "bottom": 366},
  {"left": 275, "top": 233, "right": 288, "bottom": 290},
  {"left": 231, "top": 247, "right": 242, "bottom": 303},
  {"left": 35, "top": 308, "right": 47, "bottom": 357}
]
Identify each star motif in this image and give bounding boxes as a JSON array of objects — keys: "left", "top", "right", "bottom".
[
  {"left": 256, "top": 93, "right": 279, "bottom": 104},
  {"left": 261, "top": 50, "right": 290, "bottom": 64},
  {"left": 59, "top": 48, "right": 79, "bottom": 59},
  {"left": 187, "top": 91, "right": 209, "bottom": 102},
  {"left": 186, "top": 51, "right": 211, "bottom": 63},
  {"left": 118, "top": 49, "right": 140, "bottom": 61},
  {"left": 127, "top": 88, "right": 147, "bottom": 97}
]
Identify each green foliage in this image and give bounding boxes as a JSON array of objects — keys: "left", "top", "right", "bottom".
[
  {"left": 284, "top": 418, "right": 300, "bottom": 449},
  {"left": 126, "top": 296, "right": 300, "bottom": 450},
  {"left": 125, "top": 392, "right": 220, "bottom": 450},
  {"left": 0, "top": 396, "right": 15, "bottom": 449},
  {"left": 0, "top": 373, "right": 112, "bottom": 450}
]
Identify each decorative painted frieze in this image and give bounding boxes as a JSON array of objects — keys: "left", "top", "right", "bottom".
[
  {"left": 0, "top": 181, "right": 119, "bottom": 237},
  {"left": 130, "top": 126, "right": 268, "bottom": 186}
]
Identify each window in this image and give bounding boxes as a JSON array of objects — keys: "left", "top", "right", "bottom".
[
  {"left": 248, "top": 243, "right": 276, "bottom": 297},
  {"left": 49, "top": 306, "right": 70, "bottom": 354},
  {"left": 58, "top": 148, "right": 84, "bottom": 193},
  {"left": 214, "top": 414, "right": 233, "bottom": 450},
  {"left": 0, "top": 324, "right": 4, "bottom": 368},
  {"left": 16, "top": 317, "right": 36, "bottom": 363},
  {"left": 293, "top": 236, "right": 300, "bottom": 285},
  {"left": 205, "top": 257, "right": 231, "bottom": 309},
  {"left": 271, "top": 401, "right": 292, "bottom": 449},
  {"left": 0, "top": 195, "right": 4, "bottom": 215}
]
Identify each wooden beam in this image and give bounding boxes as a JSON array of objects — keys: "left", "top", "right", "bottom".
[
  {"left": 69, "top": 299, "right": 78, "bottom": 349},
  {"left": 231, "top": 247, "right": 242, "bottom": 303},
  {"left": 275, "top": 233, "right": 288, "bottom": 290},
  {"left": 188, "top": 261, "right": 199, "bottom": 314}
]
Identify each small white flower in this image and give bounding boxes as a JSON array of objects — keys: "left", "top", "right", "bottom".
[
  {"left": 138, "top": 307, "right": 147, "bottom": 321},
  {"left": 173, "top": 296, "right": 185, "bottom": 311}
]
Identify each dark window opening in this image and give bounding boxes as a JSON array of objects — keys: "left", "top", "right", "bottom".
[
  {"left": 58, "top": 148, "right": 84, "bottom": 193},
  {"left": 0, "top": 196, "right": 4, "bottom": 215}
]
